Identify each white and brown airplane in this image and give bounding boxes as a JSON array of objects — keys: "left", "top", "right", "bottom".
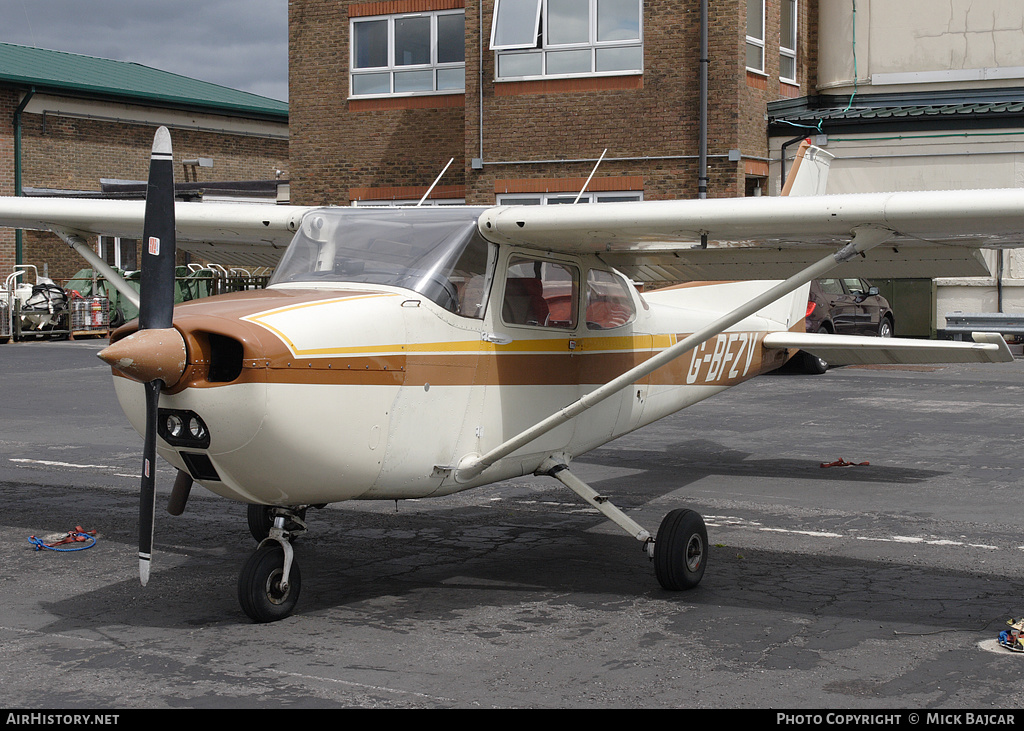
[{"left": 0, "top": 130, "right": 1019, "bottom": 622}]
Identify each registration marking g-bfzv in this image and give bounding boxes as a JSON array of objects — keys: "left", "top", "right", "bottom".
[{"left": 685, "top": 332, "right": 762, "bottom": 385}]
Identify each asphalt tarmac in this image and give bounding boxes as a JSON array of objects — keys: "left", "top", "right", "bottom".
[{"left": 2, "top": 338, "right": 1024, "bottom": 711}]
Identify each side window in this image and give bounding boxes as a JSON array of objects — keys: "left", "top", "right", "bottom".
[
  {"left": 841, "top": 278, "right": 865, "bottom": 296},
  {"left": 585, "top": 269, "right": 635, "bottom": 330},
  {"left": 502, "top": 256, "right": 579, "bottom": 329},
  {"left": 819, "top": 278, "right": 844, "bottom": 295}
]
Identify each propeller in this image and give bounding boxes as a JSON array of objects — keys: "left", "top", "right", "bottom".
[
  {"left": 99, "top": 126, "right": 186, "bottom": 586},
  {"left": 136, "top": 126, "right": 178, "bottom": 586}
]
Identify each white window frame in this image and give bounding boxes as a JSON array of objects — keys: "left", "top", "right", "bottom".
[
  {"left": 779, "top": 0, "right": 797, "bottom": 83},
  {"left": 350, "top": 198, "right": 465, "bottom": 207},
  {"left": 98, "top": 236, "right": 138, "bottom": 271},
  {"left": 350, "top": 9, "right": 466, "bottom": 98},
  {"left": 492, "top": 0, "right": 643, "bottom": 81},
  {"left": 490, "top": 0, "right": 543, "bottom": 50},
  {"left": 496, "top": 191, "right": 643, "bottom": 205},
  {"left": 745, "top": 0, "right": 765, "bottom": 74}
]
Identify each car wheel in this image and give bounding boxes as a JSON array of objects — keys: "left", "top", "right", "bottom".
[
  {"left": 879, "top": 317, "right": 893, "bottom": 338},
  {"left": 800, "top": 325, "right": 830, "bottom": 374}
]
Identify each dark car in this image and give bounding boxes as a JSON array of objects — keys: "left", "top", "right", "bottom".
[{"left": 799, "top": 277, "right": 894, "bottom": 373}]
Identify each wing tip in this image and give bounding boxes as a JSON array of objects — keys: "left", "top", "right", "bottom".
[{"left": 970, "top": 331, "right": 1015, "bottom": 362}]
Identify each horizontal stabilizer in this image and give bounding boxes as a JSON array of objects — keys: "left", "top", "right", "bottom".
[{"left": 763, "top": 331, "right": 1013, "bottom": 365}]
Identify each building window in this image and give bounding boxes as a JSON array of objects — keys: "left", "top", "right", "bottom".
[
  {"left": 496, "top": 191, "right": 642, "bottom": 205},
  {"left": 99, "top": 236, "right": 137, "bottom": 271},
  {"left": 350, "top": 10, "right": 465, "bottom": 97},
  {"left": 780, "top": 0, "right": 797, "bottom": 83},
  {"left": 491, "top": 0, "right": 643, "bottom": 80},
  {"left": 351, "top": 198, "right": 465, "bottom": 207},
  {"left": 745, "top": 0, "right": 764, "bottom": 73}
]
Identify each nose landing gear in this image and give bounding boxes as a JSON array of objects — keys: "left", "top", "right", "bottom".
[{"left": 238, "top": 506, "right": 308, "bottom": 623}]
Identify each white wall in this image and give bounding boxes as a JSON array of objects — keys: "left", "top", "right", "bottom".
[{"left": 818, "top": 0, "right": 1024, "bottom": 95}]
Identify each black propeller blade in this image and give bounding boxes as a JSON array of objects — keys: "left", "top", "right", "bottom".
[{"left": 136, "top": 126, "right": 177, "bottom": 586}]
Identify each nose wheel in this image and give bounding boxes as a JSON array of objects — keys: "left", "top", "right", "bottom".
[
  {"left": 238, "top": 543, "right": 302, "bottom": 623},
  {"left": 238, "top": 506, "right": 308, "bottom": 623}
]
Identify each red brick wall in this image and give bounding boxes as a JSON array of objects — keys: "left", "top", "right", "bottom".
[
  {"left": 8, "top": 111, "right": 288, "bottom": 282},
  {"left": 289, "top": 0, "right": 817, "bottom": 206},
  {"left": 0, "top": 89, "right": 15, "bottom": 275},
  {"left": 289, "top": 0, "right": 466, "bottom": 205}
]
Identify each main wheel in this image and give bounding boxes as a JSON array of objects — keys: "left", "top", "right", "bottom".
[
  {"left": 238, "top": 544, "right": 301, "bottom": 623},
  {"left": 654, "top": 509, "right": 708, "bottom": 591}
]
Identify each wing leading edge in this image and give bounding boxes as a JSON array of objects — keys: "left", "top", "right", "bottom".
[
  {"left": 4, "top": 184, "right": 1024, "bottom": 278},
  {"left": 477, "top": 187, "right": 1024, "bottom": 281},
  {"left": 0, "top": 197, "right": 313, "bottom": 268}
]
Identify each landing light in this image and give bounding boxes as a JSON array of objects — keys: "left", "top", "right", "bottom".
[
  {"left": 158, "top": 408, "right": 211, "bottom": 449},
  {"left": 188, "top": 417, "right": 206, "bottom": 441},
  {"left": 165, "top": 413, "right": 184, "bottom": 438}
]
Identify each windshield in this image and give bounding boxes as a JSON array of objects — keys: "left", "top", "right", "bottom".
[{"left": 270, "top": 207, "right": 495, "bottom": 317}]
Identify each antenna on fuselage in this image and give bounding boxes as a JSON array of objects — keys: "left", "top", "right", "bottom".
[
  {"left": 417, "top": 158, "right": 455, "bottom": 207},
  {"left": 573, "top": 149, "right": 607, "bottom": 204}
]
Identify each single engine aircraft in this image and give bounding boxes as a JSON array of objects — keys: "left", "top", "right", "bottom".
[{"left": 0, "top": 129, "right": 1020, "bottom": 622}]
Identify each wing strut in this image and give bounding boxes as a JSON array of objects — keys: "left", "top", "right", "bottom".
[
  {"left": 539, "top": 456, "right": 653, "bottom": 549},
  {"left": 53, "top": 229, "right": 141, "bottom": 309},
  {"left": 455, "top": 225, "right": 895, "bottom": 483}
]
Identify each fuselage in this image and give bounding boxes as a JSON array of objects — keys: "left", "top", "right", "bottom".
[{"left": 108, "top": 207, "right": 804, "bottom": 505}]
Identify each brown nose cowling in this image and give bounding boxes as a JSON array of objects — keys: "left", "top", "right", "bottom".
[{"left": 97, "top": 327, "right": 187, "bottom": 387}]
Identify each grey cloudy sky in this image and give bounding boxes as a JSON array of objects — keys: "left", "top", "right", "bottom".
[{"left": 0, "top": 0, "right": 289, "bottom": 101}]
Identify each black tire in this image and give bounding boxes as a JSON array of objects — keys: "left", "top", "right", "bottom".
[
  {"left": 799, "top": 324, "right": 830, "bottom": 374},
  {"left": 247, "top": 504, "right": 307, "bottom": 542},
  {"left": 238, "top": 544, "right": 301, "bottom": 623},
  {"left": 247, "top": 504, "right": 274, "bottom": 542},
  {"left": 654, "top": 509, "right": 708, "bottom": 591},
  {"left": 879, "top": 316, "right": 893, "bottom": 338}
]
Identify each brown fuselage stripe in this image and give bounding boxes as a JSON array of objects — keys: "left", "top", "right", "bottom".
[
  {"left": 142, "top": 341, "right": 784, "bottom": 392},
  {"left": 111, "top": 287, "right": 800, "bottom": 392}
]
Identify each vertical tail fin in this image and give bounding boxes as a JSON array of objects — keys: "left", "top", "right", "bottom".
[{"left": 781, "top": 139, "right": 834, "bottom": 197}]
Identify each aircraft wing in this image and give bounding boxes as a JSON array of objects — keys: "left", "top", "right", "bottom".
[
  {"left": 763, "top": 331, "right": 1013, "bottom": 365},
  {"left": 477, "top": 188, "right": 1024, "bottom": 281},
  {"left": 0, "top": 197, "right": 313, "bottom": 267}
]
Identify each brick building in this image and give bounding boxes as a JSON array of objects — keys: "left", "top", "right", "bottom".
[
  {"left": 289, "top": 0, "right": 815, "bottom": 207},
  {"left": 0, "top": 43, "right": 290, "bottom": 282}
]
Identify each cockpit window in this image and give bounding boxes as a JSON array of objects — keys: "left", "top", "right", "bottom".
[
  {"left": 502, "top": 256, "right": 579, "bottom": 329},
  {"left": 270, "top": 207, "right": 495, "bottom": 317},
  {"left": 585, "top": 269, "right": 635, "bottom": 329}
]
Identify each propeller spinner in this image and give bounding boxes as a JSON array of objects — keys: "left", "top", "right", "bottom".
[{"left": 98, "top": 126, "right": 188, "bottom": 586}]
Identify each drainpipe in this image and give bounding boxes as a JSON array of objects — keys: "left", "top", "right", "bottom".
[
  {"left": 698, "top": 0, "right": 708, "bottom": 199},
  {"left": 13, "top": 87, "right": 36, "bottom": 271},
  {"left": 997, "top": 249, "right": 1004, "bottom": 313}
]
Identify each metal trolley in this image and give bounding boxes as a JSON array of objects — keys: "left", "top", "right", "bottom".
[
  {"left": 69, "top": 294, "right": 110, "bottom": 339},
  {"left": 0, "top": 269, "right": 23, "bottom": 344}
]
